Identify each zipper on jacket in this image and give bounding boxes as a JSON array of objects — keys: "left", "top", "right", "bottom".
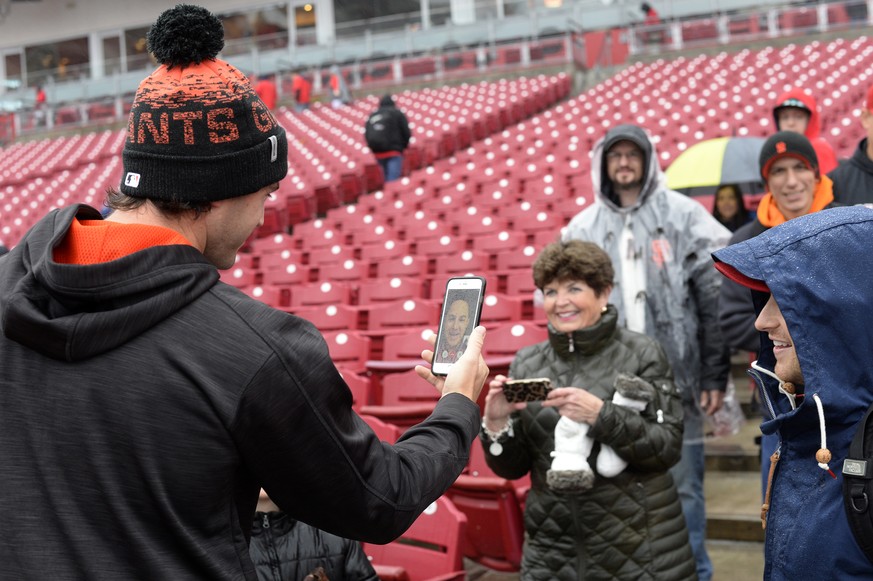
[
  {"left": 748, "top": 367, "right": 778, "bottom": 422},
  {"left": 260, "top": 513, "right": 282, "bottom": 581}
]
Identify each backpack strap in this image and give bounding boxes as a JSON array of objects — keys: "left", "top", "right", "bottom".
[{"left": 843, "top": 403, "right": 873, "bottom": 564}]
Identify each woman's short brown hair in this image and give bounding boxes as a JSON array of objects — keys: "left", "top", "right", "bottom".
[{"left": 532, "top": 240, "right": 615, "bottom": 297}]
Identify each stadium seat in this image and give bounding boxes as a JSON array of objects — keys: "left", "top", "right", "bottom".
[
  {"left": 359, "top": 368, "right": 441, "bottom": 431},
  {"left": 323, "top": 330, "right": 372, "bottom": 372},
  {"left": 366, "top": 298, "right": 440, "bottom": 331},
  {"left": 364, "top": 496, "right": 467, "bottom": 581},
  {"left": 359, "top": 413, "right": 402, "bottom": 443},
  {"left": 338, "top": 368, "right": 374, "bottom": 410},
  {"left": 290, "top": 281, "right": 353, "bottom": 307},
  {"left": 446, "top": 442, "right": 528, "bottom": 572},
  {"left": 357, "top": 277, "right": 427, "bottom": 306}
]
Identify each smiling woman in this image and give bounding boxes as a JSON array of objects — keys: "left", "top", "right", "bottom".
[{"left": 479, "top": 239, "right": 695, "bottom": 580}]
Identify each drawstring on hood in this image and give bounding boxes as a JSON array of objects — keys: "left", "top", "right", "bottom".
[
  {"left": 750, "top": 359, "right": 834, "bottom": 478},
  {"left": 812, "top": 393, "right": 836, "bottom": 478},
  {"left": 750, "top": 359, "right": 803, "bottom": 411}
]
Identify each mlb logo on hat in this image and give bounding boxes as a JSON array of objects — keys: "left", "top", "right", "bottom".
[{"left": 124, "top": 172, "right": 141, "bottom": 188}]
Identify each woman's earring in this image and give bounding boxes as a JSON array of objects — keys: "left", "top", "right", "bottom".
[{"left": 601, "top": 306, "right": 608, "bottom": 313}]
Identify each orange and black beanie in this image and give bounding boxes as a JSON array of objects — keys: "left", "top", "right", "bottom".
[
  {"left": 758, "top": 130, "right": 819, "bottom": 181},
  {"left": 121, "top": 4, "right": 287, "bottom": 203}
]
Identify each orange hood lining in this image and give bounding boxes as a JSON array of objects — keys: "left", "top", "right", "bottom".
[{"left": 53, "top": 219, "right": 193, "bottom": 265}]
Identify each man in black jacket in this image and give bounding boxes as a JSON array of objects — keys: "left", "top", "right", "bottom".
[
  {"left": 828, "top": 83, "right": 873, "bottom": 205},
  {"left": 365, "top": 94, "right": 411, "bottom": 183},
  {"left": 0, "top": 6, "right": 489, "bottom": 580}
]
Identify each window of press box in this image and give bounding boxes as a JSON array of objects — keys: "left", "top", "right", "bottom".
[{"left": 24, "top": 36, "right": 89, "bottom": 87}]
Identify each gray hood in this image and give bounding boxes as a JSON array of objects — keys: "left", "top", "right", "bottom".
[{"left": 591, "top": 123, "right": 665, "bottom": 211}]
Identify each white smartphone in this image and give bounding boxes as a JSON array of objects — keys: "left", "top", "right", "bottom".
[{"left": 431, "top": 276, "right": 486, "bottom": 376}]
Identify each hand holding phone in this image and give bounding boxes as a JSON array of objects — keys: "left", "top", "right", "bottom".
[
  {"left": 502, "top": 377, "right": 553, "bottom": 403},
  {"left": 432, "top": 276, "right": 486, "bottom": 376}
]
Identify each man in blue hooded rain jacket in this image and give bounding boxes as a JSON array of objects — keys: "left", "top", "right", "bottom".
[{"left": 712, "top": 206, "right": 873, "bottom": 580}]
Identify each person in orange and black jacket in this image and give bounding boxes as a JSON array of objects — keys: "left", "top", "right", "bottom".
[
  {"left": 718, "top": 131, "right": 837, "bottom": 498},
  {"left": 719, "top": 131, "right": 836, "bottom": 354},
  {"left": 772, "top": 88, "right": 838, "bottom": 174}
]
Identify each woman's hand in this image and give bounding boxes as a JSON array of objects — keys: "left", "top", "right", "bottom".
[
  {"left": 542, "top": 387, "right": 604, "bottom": 424},
  {"left": 482, "top": 375, "right": 527, "bottom": 432}
]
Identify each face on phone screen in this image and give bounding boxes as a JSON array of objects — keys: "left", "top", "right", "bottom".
[{"left": 432, "top": 277, "right": 485, "bottom": 375}]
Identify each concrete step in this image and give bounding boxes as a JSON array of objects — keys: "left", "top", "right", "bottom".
[
  {"left": 709, "top": 540, "right": 764, "bottom": 580},
  {"left": 466, "top": 540, "right": 765, "bottom": 580},
  {"left": 705, "top": 409, "right": 761, "bottom": 472},
  {"left": 705, "top": 468, "right": 764, "bottom": 543}
]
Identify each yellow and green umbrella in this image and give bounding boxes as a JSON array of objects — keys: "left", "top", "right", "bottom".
[{"left": 665, "top": 136, "right": 765, "bottom": 196}]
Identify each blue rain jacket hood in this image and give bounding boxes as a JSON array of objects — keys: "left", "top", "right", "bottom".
[{"left": 712, "top": 206, "right": 873, "bottom": 579}]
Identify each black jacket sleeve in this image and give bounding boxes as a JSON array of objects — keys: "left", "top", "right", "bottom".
[
  {"left": 689, "top": 241, "right": 732, "bottom": 392},
  {"left": 344, "top": 539, "right": 379, "bottom": 581},
  {"left": 717, "top": 221, "right": 767, "bottom": 354},
  {"left": 233, "top": 317, "right": 480, "bottom": 545},
  {"left": 398, "top": 111, "right": 411, "bottom": 149}
]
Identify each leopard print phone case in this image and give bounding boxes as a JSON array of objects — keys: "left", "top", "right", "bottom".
[{"left": 502, "top": 377, "right": 553, "bottom": 403}]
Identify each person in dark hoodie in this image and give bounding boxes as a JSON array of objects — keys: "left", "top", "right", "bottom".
[
  {"left": 563, "top": 123, "right": 731, "bottom": 581},
  {"left": 0, "top": 6, "right": 489, "bottom": 580},
  {"left": 364, "top": 94, "right": 411, "bottom": 183},
  {"left": 772, "top": 88, "right": 838, "bottom": 174},
  {"left": 828, "top": 83, "right": 873, "bottom": 206},
  {"left": 718, "top": 131, "right": 836, "bottom": 497},
  {"left": 712, "top": 206, "right": 873, "bottom": 580}
]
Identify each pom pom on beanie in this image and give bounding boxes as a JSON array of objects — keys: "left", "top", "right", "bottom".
[{"left": 147, "top": 4, "right": 224, "bottom": 68}]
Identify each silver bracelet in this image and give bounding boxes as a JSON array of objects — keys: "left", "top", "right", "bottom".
[{"left": 482, "top": 418, "right": 514, "bottom": 456}]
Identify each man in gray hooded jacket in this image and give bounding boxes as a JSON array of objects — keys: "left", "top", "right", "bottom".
[{"left": 563, "top": 124, "right": 731, "bottom": 581}]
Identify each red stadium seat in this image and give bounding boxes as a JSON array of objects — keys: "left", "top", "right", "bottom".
[
  {"left": 285, "top": 304, "right": 361, "bottom": 332},
  {"left": 364, "top": 496, "right": 467, "bottom": 581},
  {"left": 359, "top": 413, "right": 402, "bottom": 443},
  {"left": 357, "top": 277, "right": 427, "bottom": 306},
  {"left": 366, "top": 298, "right": 440, "bottom": 331},
  {"left": 290, "top": 281, "right": 353, "bottom": 307},
  {"left": 323, "top": 330, "right": 372, "bottom": 372},
  {"left": 338, "top": 368, "right": 374, "bottom": 410},
  {"left": 446, "top": 442, "right": 528, "bottom": 572}
]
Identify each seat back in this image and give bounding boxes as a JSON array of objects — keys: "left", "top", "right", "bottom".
[
  {"left": 367, "top": 299, "right": 440, "bottom": 331},
  {"left": 323, "top": 330, "right": 371, "bottom": 372},
  {"left": 381, "top": 368, "right": 441, "bottom": 406},
  {"left": 446, "top": 442, "right": 528, "bottom": 572},
  {"left": 483, "top": 321, "right": 548, "bottom": 359},
  {"left": 364, "top": 496, "right": 467, "bottom": 581},
  {"left": 359, "top": 413, "right": 402, "bottom": 443}
]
